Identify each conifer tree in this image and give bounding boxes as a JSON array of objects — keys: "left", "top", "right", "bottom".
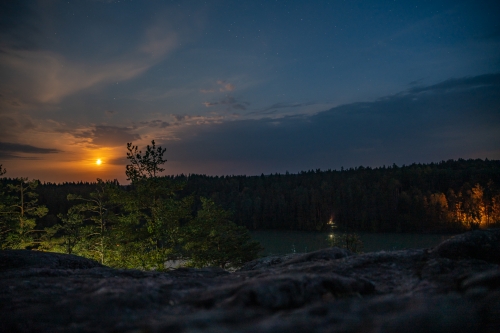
[
  {"left": 0, "top": 165, "right": 9, "bottom": 245},
  {"left": 46, "top": 179, "right": 119, "bottom": 264},
  {"left": 183, "top": 198, "right": 261, "bottom": 269},
  {"left": 117, "top": 140, "right": 188, "bottom": 269},
  {"left": 1, "top": 178, "right": 48, "bottom": 249},
  {"left": 42, "top": 204, "right": 85, "bottom": 254}
]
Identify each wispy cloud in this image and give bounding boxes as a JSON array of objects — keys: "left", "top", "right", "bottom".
[
  {"left": 200, "top": 89, "right": 216, "bottom": 94},
  {"left": 139, "top": 119, "right": 171, "bottom": 128},
  {"left": 73, "top": 125, "right": 141, "bottom": 148},
  {"left": 407, "top": 73, "right": 500, "bottom": 94},
  {"left": 165, "top": 73, "right": 500, "bottom": 175},
  {"left": 0, "top": 49, "right": 147, "bottom": 104},
  {"left": 0, "top": 19, "right": 178, "bottom": 105},
  {"left": 203, "top": 96, "right": 250, "bottom": 111},
  {"left": 245, "top": 101, "right": 331, "bottom": 118},
  {"left": 0, "top": 142, "right": 62, "bottom": 159},
  {"left": 0, "top": 114, "right": 38, "bottom": 141},
  {"left": 217, "top": 80, "right": 235, "bottom": 92},
  {"left": 166, "top": 114, "right": 230, "bottom": 126},
  {"left": 201, "top": 80, "right": 236, "bottom": 94},
  {"left": 258, "top": 102, "right": 316, "bottom": 113}
]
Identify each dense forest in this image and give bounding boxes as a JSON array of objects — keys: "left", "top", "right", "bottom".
[
  {"left": 0, "top": 142, "right": 261, "bottom": 270},
  {"left": 2, "top": 157, "right": 500, "bottom": 269},
  {"left": 178, "top": 159, "right": 500, "bottom": 233},
  {"left": 25, "top": 158, "right": 500, "bottom": 234},
  {"left": 2, "top": 154, "right": 500, "bottom": 270}
]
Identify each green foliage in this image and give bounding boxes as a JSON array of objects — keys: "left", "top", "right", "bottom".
[
  {"left": 35, "top": 159, "right": 500, "bottom": 236},
  {"left": 6, "top": 157, "right": 500, "bottom": 272},
  {"left": 42, "top": 205, "right": 85, "bottom": 254},
  {"left": 71, "top": 180, "right": 119, "bottom": 265},
  {"left": 116, "top": 142, "right": 191, "bottom": 269},
  {"left": 0, "top": 166, "right": 9, "bottom": 245},
  {"left": 114, "top": 188, "right": 193, "bottom": 270},
  {"left": 326, "top": 219, "right": 363, "bottom": 254},
  {"left": 0, "top": 178, "right": 48, "bottom": 249},
  {"left": 2, "top": 142, "right": 263, "bottom": 271},
  {"left": 182, "top": 198, "right": 261, "bottom": 269},
  {"left": 327, "top": 233, "right": 363, "bottom": 254},
  {"left": 46, "top": 179, "right": 120, "bottom": 264}
]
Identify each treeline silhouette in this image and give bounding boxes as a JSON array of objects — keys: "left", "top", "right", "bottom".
[{"left": 32, "top": 158, "right": 500, "bottom": 233}]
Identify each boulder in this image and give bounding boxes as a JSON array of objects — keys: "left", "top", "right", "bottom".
[
  {"left": 432, "top": 228, "right": 500, "bottom": 263},
  {"left": 0, "top": 249, "right": 103, "bottom": 271}
]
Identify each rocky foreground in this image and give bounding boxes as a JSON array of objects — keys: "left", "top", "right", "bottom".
[{"left": 1, "top": 230, "right": 500, "bottom": 333}]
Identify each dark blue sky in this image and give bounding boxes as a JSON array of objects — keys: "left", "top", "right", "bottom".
[{"left": 0, "top": 0, "right": 499, "bottom": 182}]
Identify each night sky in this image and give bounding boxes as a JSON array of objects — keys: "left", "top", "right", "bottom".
[{"left": 1, "top": 0, "right": 499, "bottom": 183}]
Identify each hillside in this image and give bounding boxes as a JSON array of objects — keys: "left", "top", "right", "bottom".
[{"left": 1, "top": 229, "right": 499, "bottom": 332}]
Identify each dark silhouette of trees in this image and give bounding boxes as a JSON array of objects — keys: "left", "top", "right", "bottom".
[
  {"left": 126, "top": 140, "right": 166, "bottom": 181},
  {"left": 175, "top": 159, "right": 500, "bottom": 233},
  {"left": 3, "top": 157, "right": 500, "bottom": 266}
]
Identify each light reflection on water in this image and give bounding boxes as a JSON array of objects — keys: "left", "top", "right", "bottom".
[{"left": 250, "top": 230, "right": 457, "bottom": 255}]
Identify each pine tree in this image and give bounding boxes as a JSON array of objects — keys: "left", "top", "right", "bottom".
[
  {"left": 1, "top": 178, "right": 48, "bottom": 249},
  {"left": 183, "top": 198, "right": 261, "bottom": 269}
]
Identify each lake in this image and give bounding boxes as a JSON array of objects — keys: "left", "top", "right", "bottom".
[{"left": 250, "top": 230, "right": 457, "bottom": 255}]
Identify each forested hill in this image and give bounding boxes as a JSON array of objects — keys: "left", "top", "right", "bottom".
[{"left": 36, "top": 159, "right": 500, "bottom": 233}]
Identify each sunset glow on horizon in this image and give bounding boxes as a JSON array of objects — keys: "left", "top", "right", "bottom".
[{"left": 0, "top": 1, "right": 499, "bottom": 184}]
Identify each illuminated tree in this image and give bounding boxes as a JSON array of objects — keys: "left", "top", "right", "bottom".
[
  {"left": 459, "top": 184, "right": 487, "bottom": 230},
  {"left": 0, "top": 165, "right": 9, "bottom": 244},
  {"left": 182, "top": 198, "right": 261, "bottom": 269},
  {"left": 492, "top": 194, "right": 500, "bottom": 225},
  {"left": 1, "top": 178, "right": 48, "bottom": 249},
  {"left": 45, "top": 179, "right": 119, "bottom": 264},
  {"left": 42, "top": 205, "right": 85, "bottom": 255},
  {"left": 117, "top": 140, "right": 189, "bottom": 269}
]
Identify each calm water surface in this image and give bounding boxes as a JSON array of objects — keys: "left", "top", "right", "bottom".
[{"left": 250, "top": 230, "right": 457, "bottom": 255}]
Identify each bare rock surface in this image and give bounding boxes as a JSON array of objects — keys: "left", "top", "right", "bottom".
[{"left": 1, "top": 229, "right": 500, "bottom": 332}]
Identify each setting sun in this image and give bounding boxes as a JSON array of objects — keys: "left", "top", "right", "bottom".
[{"left": 96, "top": 159, "right": 102, "bottom": 165}]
